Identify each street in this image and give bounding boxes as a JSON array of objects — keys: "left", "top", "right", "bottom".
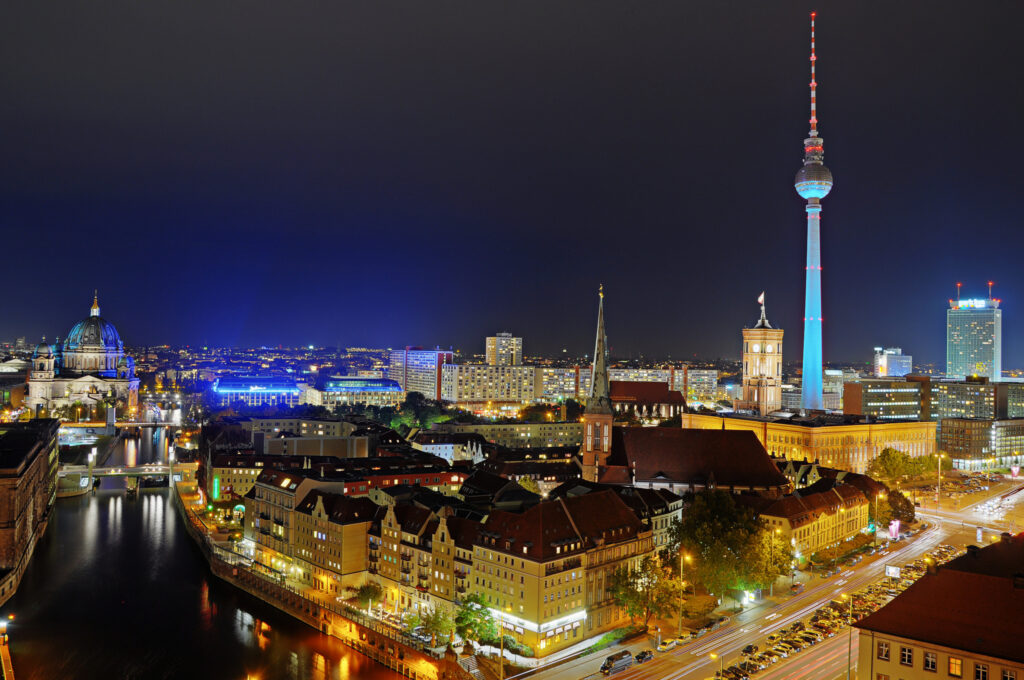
[{"left": 529, "top": 492, "right": 1010, "bottom": 680}]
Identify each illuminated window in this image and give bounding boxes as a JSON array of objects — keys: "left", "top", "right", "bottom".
[
  {"left": 949, "top": 658, "right": 963, "bottom": 678},
  {"left": 877, "top": 642, "right": 890, "bottom": 661}
]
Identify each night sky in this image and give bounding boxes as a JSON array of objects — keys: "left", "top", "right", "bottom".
[{"left": 2, "top": 2, "right": 1023, "bottom": 365}]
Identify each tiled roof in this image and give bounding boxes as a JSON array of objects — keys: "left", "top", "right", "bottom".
[
  {"left": 855, "top": 563, "right": 1024, "bottom": 663},
  {"left": 478, "top": 490, "right": 644, "bottom": 562},
  {"left": 295, "top": 490, "right": 377, "bottom": 524},
  {"left": 604, "top": 427, "right": 790, "bottom": 490},
  {"left": 610, "top": 381, "right": 687, "bottom": 406}
]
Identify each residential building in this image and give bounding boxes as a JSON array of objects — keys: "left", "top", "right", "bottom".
[
  {"left": 855, "top": 535, "right": 1024, "bottom": 680},
  {"left": 680, "top": 412, "right": 936, "bottom": 475},
  {"left": 292, "top": 491, "right": 378, "bottom": 594},
  {"left": 0, "top": 419, "right": 59, "bottom": 606},
  {"left": 873, "top": 347, "right": 913, "bottom": 378},
  {"left": 549, "top": 480, "right": 683, "bottom": 551},
  {"left": 388, "top": 348, "right": 454, "bottom": 400},
  {"left": 742, "top": 483, "right": 869, "bottom": 564},
  {"left": 535, "top": 367, "right": 580, "bottom": 402},
  {"left": 947, "top": 295, "right": 1002, "bottom": 380},
  {"left": 439, "top": 364, "right": 536, "bottom": 407},
  {"left": 432, "top": 421, "right": 583, "bottom": 449},
  {"left": 686, "top": 369, "right": 719, "bottom": 404},
  {"left": 486, "top": 333, "right": 523, "bottom": 366},
  {"left": 473, "top": 490, "right": 653, "bottom": 656}
]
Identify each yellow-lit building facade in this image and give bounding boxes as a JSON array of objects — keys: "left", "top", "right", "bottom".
[
  {"left": 681, "top": 413, "right": 936, "bottom": 474},
  {"left": 757, "top": 485, "right": 869, "bottom": 563}
]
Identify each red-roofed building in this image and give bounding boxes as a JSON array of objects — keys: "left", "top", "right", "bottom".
[
  {"left": 609, "top": 380, "right": 687, "bottom": 420},
  {"left": 473, "top": 490, "right": 653, "bottom": 656},
  {"left": 855, "top": 535, "right": 1024, "bottom": 680}
]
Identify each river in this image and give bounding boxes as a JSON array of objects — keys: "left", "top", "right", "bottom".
[{"left": 4, "top": 427, "right": 403, "bottom": 680}]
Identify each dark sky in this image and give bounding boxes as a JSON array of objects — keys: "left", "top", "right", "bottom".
[{"left": 2, "top": 2, "right": 1023, "bottom": 366}]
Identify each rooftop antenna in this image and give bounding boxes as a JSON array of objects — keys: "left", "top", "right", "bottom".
[
  {"left": 957, "top": 282, "right": 962, "bottom": 303},
  {"left": 809, "top": 11, "right": 818, "bottom": 137},
  {"left": 989, "top": 280, "right": 994, "bottom": 299}
]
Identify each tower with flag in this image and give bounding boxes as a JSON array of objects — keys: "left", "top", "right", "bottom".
[
  {"left": 738, "top": 292, "right": 784, "bottom": 416},
  {"left": 794, "top": 11, "right": 833, "bottom": 411}
]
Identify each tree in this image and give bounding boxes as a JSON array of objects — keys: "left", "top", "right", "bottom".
[
  {"left": 422, "top": 606, "right": 455, "bottom": 646},
  {"left": 679, "top": 594, "right": 718, "bottom": 620},
  {"left": 869, "top": 492, "right": 894, "bottom": 531},
  {"left": 608, "top": 555, "right": 683, "bottom": 627},
  {"left": 671, "top": 490, "right": 761, "bottom": 598},
  {"left": 867, "top": 448, "right": 912, "bottom": 481},
  {"left": 355, "top": 582, "right": 383, "bottom": 610},
  {"left": 455, "top": 593, "right": 498, "bottom": 646},
  {"left": 888, "top": 489, "right": 915, "bottom": 524},
  {"left": 404, "top": 613, "right": 422, "bottom": 633},
  {"left": 742, "top": 528, "right": 793, "bottom": 592}
]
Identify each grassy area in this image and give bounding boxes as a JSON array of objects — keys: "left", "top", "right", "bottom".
[{"left": 585, "top": 624, "right": 647, "bottom": 655}]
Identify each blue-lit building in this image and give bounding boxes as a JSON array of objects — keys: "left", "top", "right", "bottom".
[
  {"left": 307, "top": 377, "right": 404, "bottom": 409},
  {"left": 212, "top": 376, "right": 301, "bottom": 407},
  {"left": 946, "top": 297, "right": 1002, "bottom": 380}
]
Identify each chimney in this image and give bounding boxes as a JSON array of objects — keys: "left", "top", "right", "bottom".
[
  {"left": 1001, "top": 532, "right": 1013, "bottom": 543},
  {"left": 966, "top": 545, "right": 981, "bottom": 558}
]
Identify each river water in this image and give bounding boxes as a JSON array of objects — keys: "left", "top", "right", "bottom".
[{"left": 5, "top": 428, "right": 402, "bottom": 680}]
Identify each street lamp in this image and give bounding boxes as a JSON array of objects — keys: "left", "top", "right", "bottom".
[
  {"left": 873, "top": 492, "right": 885, "bottom": 547},
  {"left": 678, "top": 553, "right": 693, "bottom": 635},
  {"left": 88, "top": 447, "right": 97, "bottom": 491},
  {"left": 710, "top": 652, "right": 724, "bottom": 677},
  {"left": 770, "top": 529, "right": 781, "bottom": 597},
  {"left": 841, "top": 593, "right": 853, "bottom": 680},
  {"left": 936, "top": 453, "right": 945, "bottom": 507}
]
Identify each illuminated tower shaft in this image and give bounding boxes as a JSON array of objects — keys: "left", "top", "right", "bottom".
[
  {"left": 801, "top": 200, "right": 823, "bottom": 410},
  {"left": 794, "top": 12, "right": 833, "bottom": 411}
]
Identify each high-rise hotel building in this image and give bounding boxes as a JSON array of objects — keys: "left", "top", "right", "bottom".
[
  {"left": 387, "top": 348, "right": 454, "bottom": 400},
  {"left": 946, "top": 296, "right": 1001, "bottom": 380},
  {"left": 485, "top": 333, "right": 523, "bottom": 366}
]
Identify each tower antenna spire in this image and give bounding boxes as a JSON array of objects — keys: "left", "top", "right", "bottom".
[
  {"left": 989, "top": 280, "right": 994, "bottom": 299},
  {"left": 957, "top": 282, "right": 962, "bottom": 303},
  {"left": 809, "top": 11, "right": 818, "bottom": 137}
]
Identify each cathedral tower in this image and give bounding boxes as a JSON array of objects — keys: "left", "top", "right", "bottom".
[
  {"left": 580, "top": 286, "right": 614, "bottom": 482},
  {"left": 738, "top": 293, "right": 784, "bottom": 416}
]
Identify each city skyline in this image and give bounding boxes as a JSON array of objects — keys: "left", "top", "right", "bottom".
[{"left": 2, "top": 3, "right": 1023, "bottom": 366}]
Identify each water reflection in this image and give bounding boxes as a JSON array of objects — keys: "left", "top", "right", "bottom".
[{"left": 5, "top": 489, "right": 403, "bottom": 680}]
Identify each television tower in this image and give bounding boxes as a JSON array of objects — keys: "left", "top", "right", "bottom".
[{"left": 795, "top": 11, "right": 833, "bottom": 411}]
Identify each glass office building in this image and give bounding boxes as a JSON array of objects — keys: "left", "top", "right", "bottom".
[{"left": 946, "top": 298, "right": 1001, "bottom": 380}]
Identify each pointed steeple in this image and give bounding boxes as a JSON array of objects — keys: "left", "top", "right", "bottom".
[
  {"left": 90, "top": 290, "right": 101, "bottom": 317},
  {"left": 587, "top": 285, "right": 612, "bottom": 414}
]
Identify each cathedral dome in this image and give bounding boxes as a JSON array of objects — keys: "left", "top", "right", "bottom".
[
  {"left": 33, "top": 341, "right": 54, "bottom": 358},
  {"left": 64, "top": 316, "right": 123, "bottom": 352}
]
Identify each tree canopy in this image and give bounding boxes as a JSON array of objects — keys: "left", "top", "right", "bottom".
[
  {"left": 608, "top": 555, "right": 683, "bottom": 627},
  {"left": 454, "top": 593, "right": 498, "bottom": 644}
]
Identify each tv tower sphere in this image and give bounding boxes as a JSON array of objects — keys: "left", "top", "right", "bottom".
[{"left": 795, "top": 158, "right": 833, "bottom": 199}]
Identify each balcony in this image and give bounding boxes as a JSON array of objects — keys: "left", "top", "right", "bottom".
[
  {"left": 545, "top": 556, "right": 582, "bottom": 576},
  {"left": 368, "top": 553, "right": 379, "bottom": 563},
  {"left": 401, "top": 565, "right": 412, "bottom": 574},
  {"left": 418, "top": 557, "right": 431, "bottom": 567},
  {"left": 259, "top": 512, "right": 270, "bottom": 521},
  {"left": 400, "top": 553, "right": 412, "bottom": 562},
  {"left": 418, "top": 569, "right": 430, "bottom": 580}
]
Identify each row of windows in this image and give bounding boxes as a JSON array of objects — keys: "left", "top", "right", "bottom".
[{"left": 877, "top": 641, "right": 1016, "bottom": 680}]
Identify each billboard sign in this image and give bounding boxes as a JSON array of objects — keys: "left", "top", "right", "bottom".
[
  {"left": 1012, "top": 466, "right": 1020, "bottom": 478},
  {"left": 885, "top": 565, "right": 901, "bottom": 579},
  {"left": 977, "top": 527, "right": 983, "bottom": 543},
  {"left": 888, "top": 519, "right": 901, "bottom": 540}
]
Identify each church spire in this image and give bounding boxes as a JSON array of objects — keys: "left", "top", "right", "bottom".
[
  {"left": 587, "top": 284, "right": 612, "bottom": 414},
  {"left": 90, "top": 290, "right": 100, "bottom": 317}
]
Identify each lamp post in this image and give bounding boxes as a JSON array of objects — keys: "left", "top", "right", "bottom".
[
  {"left": 710, "top": 652, "right": 724, "bottom": 677},
  {"left": 842, "top": 593, "right": 853, "bottom": 680},
  {"left": 678, "top": 552, "right": 692, "bottom": 635},
  {"left": 771, "top": 529, "right": 780, "bottom": 597},
  {"left": 873, "top": 492, "right": 884, "bottom": 547},
  {"left": 935, "top": 453, "right": 944, "bottom": 508}
]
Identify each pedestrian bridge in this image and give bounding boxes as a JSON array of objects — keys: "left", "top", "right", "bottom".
[
  {"left": 60, "top": 421, "right": 178, "bottom": 429},
  {"left": 59, "top": 463, "right": 172, "bottom": 478}
]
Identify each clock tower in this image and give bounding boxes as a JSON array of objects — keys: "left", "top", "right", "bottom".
[{"left": 738, "top": 293, "right": 784, "bottom": 416}]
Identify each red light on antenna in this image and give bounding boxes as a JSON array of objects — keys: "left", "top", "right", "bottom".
[
  {"left": 811, "top": 11, "right": 816, "bottom": 18},
  {"left": 989, "top": 281, "right": 994, "bottom": 286}
]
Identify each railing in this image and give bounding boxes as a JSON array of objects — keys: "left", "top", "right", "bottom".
[{"left": 544, "top": 556, "right": 582, "bottom": 576}]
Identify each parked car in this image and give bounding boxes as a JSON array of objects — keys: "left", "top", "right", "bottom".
[
  {"left": 742, "top": 644, "right": 759, "bottom": 656},
  {"left": 635, "top": 650, "right": 654, "bottom": 664},
  {"left": 657, "top": 639, "right": 676, "bottom": 652}
]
